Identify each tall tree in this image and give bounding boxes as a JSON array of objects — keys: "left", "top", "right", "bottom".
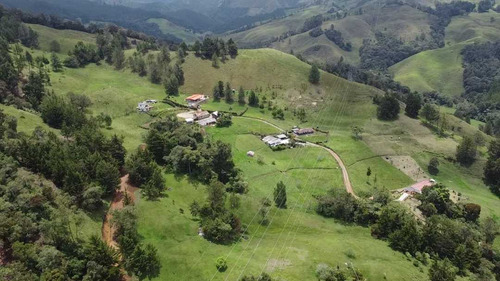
[
  {"left": 238, "top": 86, "right": 246, "bottom": 104},
  {"left": 112, "top": 45, "right": 125, "bottom": 70},
  {"left": 141, "top": 164, "right": 165, "bottom": 200},
  {"left": 50, "top": 53, "right": 63, "bottom": 72},
  {"left": 23, "top": 72, "right": 46, "bottom": 110},
  {"left": 421, "top": 103, "right": 440, "bottom": 124},
  {"left": 248, "top": 91, "right": 259, "bottom": 107},
  {"left": 225, "top": 82, "right": 233, "bottom": 103},
  {"left": 377, "top": 94, "right": 400, "bottom": 120},
  {"left": 484, "top": 139, "right": 500, "bottom": 194},
  {"left": 405, "top": 92, "right": 422, "bottom": 118},
  {"left": 274, "top": 181, "right": 287, "bottom": 209},
  {"left": 164, "top": 76, "right": 179, "bottom": 96},
  {"left": 227, "top": 38, "right": 238, "bottom": 58},
  {"left": 309, "top": 64, "right": 320, "bottom": 84},
  {"left": 126, "top": 244, "right": 161, "bottom": 280},
  {"left": 456, "top": 136, "right": 477, "bottom": 165},
  {"left": 49, "top": 40, "right": 61, "bottom": 53}
]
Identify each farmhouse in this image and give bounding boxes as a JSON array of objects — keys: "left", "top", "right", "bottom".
[
  {"left": 186, "top": 94, "right": 208, "bottom": 108},
  {"left": 262, "top": 135, "right": 290, "bottom": 147},
  {"left": 397, "top": 179, "right": 436, "bottom": 201},
  {"left": 293, "top": 128, "right": 314, "bottom": 135}
]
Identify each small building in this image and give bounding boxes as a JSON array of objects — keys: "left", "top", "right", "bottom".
[
  {"left": 197, "top": 117, "right": 217, "bottom": 126},
  {"left": 294, "top": 128, "right": 314, "bottom": 135},
  {"left": 262, "top": 135, "right": 290, "bottom": 147},
  {"left": 137, "top": 102, "right": 153, "bottom": 112},
  {"left": 186, "top": 94, "right": 208, "bottom": 108},
  {"left": 276, "top": 134, "right": 288, "bottom": 140},
  {"left": 247, "top": 151, "right": 255, "bottom": 157},
  {"left": 402, "top": 179, "right": 436, "bottom": 195},
  {"left": 194, "top": 110, "right": 211, "bottom": 120},
  {"left": 145, "top": 99, "right": 157, "bottom": 104},
  {"left": 185, "top": 118, "right": 194, "bottom": 124}
]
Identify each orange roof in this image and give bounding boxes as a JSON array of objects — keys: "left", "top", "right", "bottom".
[{"left": 186, "top": 94, "right": 205, "bottom": 101}]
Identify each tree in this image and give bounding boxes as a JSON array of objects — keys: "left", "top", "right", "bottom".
[
  {"left": 248, "top": 91, "right": 259, "bottom": 107},
  {"left": 95, "top": 160, "right": 120, "bottom": 195},
  {"left": 141, "top": 164, "right": 165, "bottom": 200},
  {"left": 309, "top": 64, "right": 320, "bottom": 84},
  {"left": 377, "top": 94, "right": 400, "bottom": 120},
  {"left": 456, "top": 136, "right": 477, "bottom": 165},
  {"left": 421, "top": 103, "right": 440, "bottom": 124},
  {"left": 23, "top": 71, "right": 46, "bottom": 110},
  {"left": 428, "top": 157, "right": 439, "bottom": 175},
  {"left": 193, "top": 41, "right": 201, "bottom": 57},
  {"left": 212, "top": 53, "right": 219, "bottom": 68},
  {"left": 164, "top": 76, "right": 179, "bottom": 96},
  {"left": 227, "top": 38, "right": 238, "bottom": 58},
  {"left": 366, "top": 167, "right": 372, "bottom": 183},
  {"left": 225, "top": 83, "right": 233, "bottom": 103},
  {"left": 463, "top": 203, "right": 481, "bottom": 222},
  {"left": 51, "top": 53, "right": 63, "bottom": 72},
  {"left": 429, "top": 258, "right": 457, "bottom": 281},
  {"left": 238, "top": 86, "right": 246, "bottom": 104},
  {"left": 49, "top": 40, "right": 61, "bottom": 53},
  {"left": 484, "top": 139, "right": 500, "bottom": 194},
  {"left": 126, "top": 244, "right": 161, "bottom": 280},
  {"left": 405, "top": 92, "right": 422, "bottom": 118},
  {"left": 216, "top": 113, "right": 232, "bottom": 127},
  {"left": 112, "top": 46, "right": 125, "bottom": 70},
  {"left": 274, "top": 181, "right": 287, "bottom": 208},
  {"left": 85, "top": 235, "right": 119, "bottom": 268}
]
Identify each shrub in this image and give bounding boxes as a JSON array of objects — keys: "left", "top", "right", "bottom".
[{"left": 215, "top": 256, "right": 228, "bottom": 272}]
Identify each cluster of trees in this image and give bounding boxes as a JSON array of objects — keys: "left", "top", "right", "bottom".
[
  {"left": 193, "top": 37, "right": 238, "bottom": 66},
  {"left": 111, "top": 207, "right": 161, "bottom": 279},
  {"left": 460, "top": 41, "right": 500, "bottom": 128},
  {"left": 0, "top": 108, "right": 161, "bottom": 280},
  {"left": 301, "top": 15, "right": 323, "bottom": 32},
  {"left": 64, "top": 41, "right": 100, "bottom": 68},
  {"left": 360, "top": 32, "right": 420, "bottom": 71},
  {"left": 316, "top": 184, "right": 500, "bottom": 280},
  {"left": 190, "top": 179, "right": 242, "bottom": 243},
  {"left": 126, "top": 148, "right": 166, "bottom": 200},
  {"left": 324, "top": 24, "right": 352, "bottom": 51},
  {"left": 429, "top": 1, "right": 475, "bottom": 48},
  {"left": 374, "top": 94, "right": 400, "bottom": 121},
  {"left": 213, "top": 81, "right": 235, "bottom": 102}
]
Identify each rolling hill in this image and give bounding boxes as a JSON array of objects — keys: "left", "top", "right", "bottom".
[{"left": 390, "top": 11, "right": 500, "bottom": 97}]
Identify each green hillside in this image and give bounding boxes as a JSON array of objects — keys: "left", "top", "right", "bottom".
[
  {"left": 270, "top": 3, "right": 436, "bottom": 65},
  {"left": 28, "top": 23, "right": 96, "bottom": 54},
  {"left": 147, "top": 18, "right": 201, "bottom": 44},
  {"left": 389, "top": 43, "right": 465, "bottom": 97},
  {"left": 390, "top": 11, "right": 500, "bottom": 97}
]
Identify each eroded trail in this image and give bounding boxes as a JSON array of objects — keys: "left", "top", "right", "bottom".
[{"left": 102, "top": 174, "right": 138, "bottom": 249}]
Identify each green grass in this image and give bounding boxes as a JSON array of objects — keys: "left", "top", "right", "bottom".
[
  {"left": 147, "top": 18, "right": 200, "bottom": 44},
  {"left": 389, "top": 43, "right": 465, "bottom": 97},
  {"left": 135, "top": 118, "right": 428, "bottom": 280},
  {"left": 0, "top": 104, "right": 58, "bottom": 134},
  {"left": 445, "top": 11, "right": 500, "bottom": 45},
  {"left": 28, "top": 24, "right": 96, "bottom": 55}
]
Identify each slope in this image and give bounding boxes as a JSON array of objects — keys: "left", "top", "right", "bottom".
[{"left": 390, "top": 11, "right": 500, "bottom": 97}]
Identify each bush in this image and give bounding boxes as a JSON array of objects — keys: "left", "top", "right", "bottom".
[
  {"left": 377, "top": 94, "right": 400, "bottom": 120},
  {"left": 215, "top": 256, "right": 228, "bottom": 272}
]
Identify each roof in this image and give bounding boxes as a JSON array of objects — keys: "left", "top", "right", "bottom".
[
  {"left": 276, "top": 134, "right": 288, "bottom": 139},
  {"left": 186, "top": 94, "right": 206, "bottom": 101},
  {"left": 197, "top": 117, "right": 216, "bottom": 126},
  {"left": 411, "top": 179, "right": 435, "bottom": 193},
  {"left": 296, "top": 128, "right": 314, "bottom": 135}
]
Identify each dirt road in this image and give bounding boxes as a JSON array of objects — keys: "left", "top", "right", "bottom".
[
  {"left": 234, "top": 116, "right": 356, "bottom": 197},
  {"left": 102, "top": 174, "right": 138, "bottom": 249}
]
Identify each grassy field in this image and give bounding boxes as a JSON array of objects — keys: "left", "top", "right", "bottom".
[
  {"left": 147, "top": 18, "right": 201, "bottom": 44},
  {"left": 135, "top": 118, "right": 428, "bottom": 281},
  {"left": 391, "top": 11, "right": 500, "bottom": 96},
  {"left": 389, "top": 43, "right": 465, "bottom": 97},
  {"left": 28, "top": 24, "right": 96, "bottom": 55},
  {"left": 0, "top": 104, "right": 58, "bottom": 134}
]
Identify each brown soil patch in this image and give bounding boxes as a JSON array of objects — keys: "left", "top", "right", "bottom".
[{"left": 383, "top": 155, "right": 428, "bottom": 182}]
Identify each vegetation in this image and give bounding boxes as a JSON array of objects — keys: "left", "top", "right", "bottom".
[
  {"left": 309, "top": 64, "right": 320, "bottom": 84},
  {"left": 376, "top": 94, "right": 400, "bottom": 121}
]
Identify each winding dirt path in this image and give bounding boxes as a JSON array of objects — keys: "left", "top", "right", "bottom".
[
  {"left": 234, "top": 116, "right": 356, "bottom": 197},
  {"left": 102, "top": 174, "right": 139, "bottom": 249}
]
